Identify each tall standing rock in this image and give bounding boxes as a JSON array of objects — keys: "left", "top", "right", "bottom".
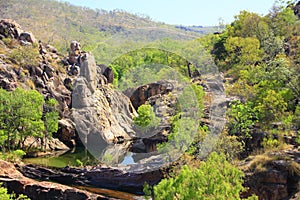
[
  {"left": 68, "top": 41, "right": 81, "bottom": 65},
  {"left": 79, "top": 53, "right": 97, "bottom": 93},
  {"left": 72, "top": 53, "right": 135, "bottom": 146}
]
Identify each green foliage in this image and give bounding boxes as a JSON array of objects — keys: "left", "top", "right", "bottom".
[
  {"left": 224, "top": 36, "right": 261, "bottom": 66},
  {"left": 228, "top": 100, "right": 258, "bottom": 139},
  {"left": 0, "top": 149, "right": 26, "bottom": 163},
  {"left": 110, "top": 48, "right": 192, "bottom": 84},
  {"left": 0, "top": 88, "right": 45, "bottom": 151},
  {"left": 215, "top": 129, "right": 244, "bottom": 161},
  {"left": 143, "top": 182, "right": 152, "bottom": 200},
  {"left": 0, "top": 183, "right": 30, "bottom": 200},
  {"left": 0, "top": 88, "right": 58, "bottom": 153},
  {"left": 262, "top": 135, "right": 280, "bottom": 150},
  {"left": 294, "top": 105, "right": 300, "bottom": 130},
  {"left": 151, "top": 152, "right": 257, "bottom": 200},
  {"left": 230, "top": 11, "right": 263, "bottom": 38},
  {"left": 158, "top": 84, "right": 205, "bottom": 155},
  {"left": 211, "top": 1, "right": 300, "bottom": 138},
  {"left": 44, "top": 99, "right": 59, "bottom": 139},
  {"left": 133, "top": 105, "right": 160, "bottom": 129},
  {"left": 0, "top": 184, "right": 13, "bottom": 200},
  {"left": 255, "top": 90, "right": 287, "bottom": 127},
  {"left": 271, "top": 6, "right": 298, "bottom": 37},
  {"left": 176, "top": 84, "right": 204, "bottom": 117},
  {"left": 166, "top": 115, "right": 199, "bottom": 153},
  {"left": 75, "top": 159, "right": 83, "bottom": 167}
]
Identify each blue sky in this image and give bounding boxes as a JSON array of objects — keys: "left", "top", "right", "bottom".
[{"left": 64, "top": 0, "right": 276, "bottom": 26}]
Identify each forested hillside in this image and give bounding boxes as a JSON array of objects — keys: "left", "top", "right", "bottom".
[
  {"left": 210, "top": 2, "right": 300, "bottom": 145},
  {"left": 0, "top": 0, "right": 205, "bottom": 63}
]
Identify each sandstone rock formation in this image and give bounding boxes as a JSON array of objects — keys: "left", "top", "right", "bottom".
[
  {"left": 72, "top": 53, "right": 136, "bottom": 144},
  {"left": 241, "top": 150, "right": 300, "bottom": 200},
  {"left": 124, "top": 81, "right": 175, "bottom": 110},
  {"left": 19, "top": 157, "right": 164, "bottom": 195},
  {"left": 0, "top": 19, "right": 22, "bottom": 40},
  {"left": 0, "top": 160, "right": 111, "bottom": 200},
  {"left": 68, "top": 41, "right": 81, "bottom": 65},
  {"left": 54, "top": 118, "right": 78, "bottom": 148},
  {"left": 78, "top": 53, "right": 97, "bottom": 93},
  {"left": 0, "top": 19, "right": 36, "bottom": 45}
]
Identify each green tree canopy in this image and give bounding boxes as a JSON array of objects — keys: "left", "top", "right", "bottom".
[
  {"left": 151, "top": 152, "right": 257, "bottom": 200},
  {"left": 0, "top": 88, "right": 58, "bottom": 152}
]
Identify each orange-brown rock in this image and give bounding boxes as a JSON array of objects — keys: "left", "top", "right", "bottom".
[{"left": 0, "top": 160, "right": 112, "bottom": 200}]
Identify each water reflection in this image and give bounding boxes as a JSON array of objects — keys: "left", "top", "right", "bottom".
[{"left": 23, "top": 139, "right": 159, "bottom": 168}]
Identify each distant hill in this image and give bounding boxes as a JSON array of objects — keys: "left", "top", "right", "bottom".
[
  {"left": 0, "top": 0, "right": 205, "bottom": 61},
  {"left": 175, "top": 25, "right": 218, "bottom": 34}
]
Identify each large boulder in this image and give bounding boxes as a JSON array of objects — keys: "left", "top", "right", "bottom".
[
  {"left": 0, "top": 19, "right": 36, "bottom": 45},
  {"left": 54, "top": 119, "right": 77, "bottom": 148},
  {"left": 19, "top": 32, "right": 36, "bottom": 44},
  {"left": 68, "top": 41, "right": 81, "bottom": 65},
  {"left": 0, "top": 19, "right": 22, "bottom": 39},
  {"left": 72, "top": 53, "right": 136, "bottom": 144},
  {"left": 103, "top": 66, "right": 114, "bottom": 84},
  {"left": 125, "top": 81, "right": 175, "bottom": 110},
  {"left": 72, "top": 86, "right": 135, "bottom": 144}
]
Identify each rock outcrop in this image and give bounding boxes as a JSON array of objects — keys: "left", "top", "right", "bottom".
[
  {"left": 241, "top": 150, "right": 300, "bottom": 200},
  {"left": 19, "top": 158, "right": 164, "bottom": 195},
  {"left": 124, "top": 81, "right": 175, "bottom": 110},
  {"left": 72, "top": 53, "right": 136, "bottom": 144},
  {"left": 293, "top": 1, "right": 300, "bottom": 18},
  {"left": 0, "top": 19, "right": 36, "bottom": 45},
  {"left": 0, "top": 19, "right": 23, "bottom": 40},
  {"left": 0, "top": 19, "right": 137, "bottom": 149},
  {"left": 0, "top": 160, "right": 112, "bottom": 200}
]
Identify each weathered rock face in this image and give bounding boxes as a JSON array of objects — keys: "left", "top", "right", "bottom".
[
  {"left": 241, "top": 151, "right": 300, "bottom": 200},
  {"left": 23, "top": 137, "right": 70, "bottom": 153},
  {"left": 103, "top": 66, "right": 114, "bottom": 84},
  {"left": 19, "top": 157, "right": 164, "bottom": 195},
  {"left": 293, "top": 1, "right": 300, "bottom": 18},
  {"left": 78, "top": 53, "right": 97, "bottom": 93},
  {"left": 19, "top": 32, "right": 36, "bottom": 45},
  {"left": 0, "top": 19, "right": 36, "bottom": 45},
  {"left": 72, "top": 53, "right": 136, "bottom": 144},
  {"left": 125, "top": 80, "right": 175, "bottom": 110},
  {"left": 0, "top": 19, "right": 22, "bottom": 40},
  {"left": 0, "top": 160, "right": 111, "bottom": 200},
  {"left": 0, "top": 63, "right": 18, "bottom": 91},
  {"left": 54, "top": 118, "right": 78, "bottom": 148},
  {"left": 68, "top": 41, "right": 81, "bottom": 65}
]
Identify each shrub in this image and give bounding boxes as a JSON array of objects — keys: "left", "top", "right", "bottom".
[
  {"left": 133, "top": 104, "right": 160, "bottom": 129},
  {"left": 0, "top": 183, "right": 30, "bottom": 200},
  {"left": 262, "top": 135, "right": 279, "bottom": 150},
  {"left": 149, "top": 152, "right": 257, "bottom": 200},
  {"left": 0, "top": 149, "right": 26, "bottom": 163}
]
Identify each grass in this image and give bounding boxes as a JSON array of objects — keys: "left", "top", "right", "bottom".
[
  {"left": 240, "top": 150, "right": 300, "bottom": 177},
  {"left": 287, "top": 161, "right": 300, "bottom": 176},
  {"left": 25, "top": 78, "right": 36, "bottom": 89}
]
